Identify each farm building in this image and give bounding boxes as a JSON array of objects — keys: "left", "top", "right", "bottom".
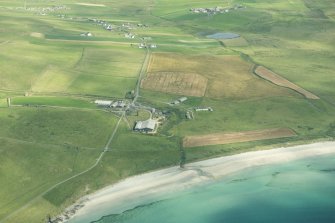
[
  {"left": 94, "top": 100, "right": 112, "bottom": 106},
  {"left": 148, "top": 44, "right": 157, "bottom": 48},
  {"left": 80, "top": 32, "right": 93, "bottom": 37},
  {"left": 178, "top": 97, "right": 188, "bottom": 102},
  {"left": 134, "top": 119, "right": 157, "bottom": 133},
  {"left": 125, "top": 33, "right": 135, "bottom": 39},
  {"left": 171, "top": 97, "right": 188, "bottom": 105},
  {"left": 171, "top": 100, "right": 180, "bottom": 105},
  {"left": 111, "top": 100, "right": 127, "bottom": 108},
  {"left": 186, "top": 111, "right": 194, "bottom": 119},
  {"left": 195, "top": 107, "right": 213, "bottom": 112},
  {"left": 138, "top": 43, "right": 146, "bottom": 48}
]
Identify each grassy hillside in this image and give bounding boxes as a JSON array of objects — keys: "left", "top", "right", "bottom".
[{"left": 0, "top": 0, "right": 334, "bottom": 222}]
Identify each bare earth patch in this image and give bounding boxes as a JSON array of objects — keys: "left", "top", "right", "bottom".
[
  {"left": 183, "top": 128, "right": 297, "bottom": 148},
  {"left": 76, "top": 3, "right": 106, "bottom": 7},
  {"left": 254, "top": 66, "right": 319, "bottom": 99},
  {"left": 141, "top": 72, "right": 208, "bottom": 97},
  {"left": 30, "top": 32, "right": 44, "bottom": 38}
]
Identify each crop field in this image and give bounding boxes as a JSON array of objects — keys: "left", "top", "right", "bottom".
[
  {"left": 255, "top": 66, "right": 320, "bottom": 100},
  {"left": 183, "top": 128, "right": 297, "bottom": 148},
  {"left": 144, "top": 53, "right": 295, "bottom": 99},
  {"left": 141, "top": 72, "right": 208, "bottom": 97}
]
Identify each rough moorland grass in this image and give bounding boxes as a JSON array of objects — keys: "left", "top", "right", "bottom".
[
  {"left": 17, "top": 123, "right": 181, "bottom": 222},
  {"left": 0, "top": 137, "right": 99, "bottom": 220},
  {"left": 31, "top": 66, "right": 79, "bottom": 93},
  {"left": 0, "top": 99, "right": 7, "bottom": 107},
  {"left": 0, "top": 107, "right": 117, "bottom": 148},
  {"left": 0, "top": 41, "right": 81, "bottom": 91}
]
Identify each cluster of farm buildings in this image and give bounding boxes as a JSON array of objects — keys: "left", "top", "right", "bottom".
[
  {"left": 87, "top": 18, "right": 147, "bottom": 32},
  {"left": 138, "top": 43, "right": 157, "bottom": 49},
  {"left": 24, "top": 5, "right": 69, "bottom": 15},
  {"left": 82, "top": 18, "right": 157, "bottom": 48},
  {"left": 94, "top": 100, "right": 160, "bottom": 133},
  {"left": 94, "top": 100, "right": 127, "bottom": 108},
  {"left": 190, "top": 5, "right": 245, "bottom": 15}
]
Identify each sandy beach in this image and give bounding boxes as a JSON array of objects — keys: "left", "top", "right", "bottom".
[
  {"left": 65, "top": 141, "right": 335, "bottom": 223},
  {"left": 75, "top": 3, "right": 106, "bottom": 7}
]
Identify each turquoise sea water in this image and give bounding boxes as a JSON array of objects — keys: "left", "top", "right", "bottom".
[{"left": 92, "top": 155, "right": 335, "bottom": 223}]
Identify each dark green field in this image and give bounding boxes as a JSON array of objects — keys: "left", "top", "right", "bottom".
[{"left": 0, "top": 0, "right": 334, "bottom": 222}]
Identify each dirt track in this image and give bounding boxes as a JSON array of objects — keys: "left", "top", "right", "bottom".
[
  {"left": 183, "top": 128, "right": 297, "bottom": 148},
  {"left": 254, "top": 66, "right": 319, "bottom": 99}
]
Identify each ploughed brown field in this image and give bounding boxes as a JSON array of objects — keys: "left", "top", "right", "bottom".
[
  {"left": 141, "top": 72, "right": 208, "bottom": 97},
  {"left": 183, "top": 128, "right": 297, "bottom": 148},
  {"left": 254, "top": 66, "right": 319, "bottom": 100}
]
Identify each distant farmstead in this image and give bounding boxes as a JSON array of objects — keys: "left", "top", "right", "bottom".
[
  {"left": 171, "top": 97, "right": 188, "bottom": 105},
  {"left": 94, "top": 100, "right": 112, "bottom": 106},
  {"left": 195, "top": 107, "right": 213, "bottom": 112},
  {"left": 80, "top": 32, "right": 93, "bottom": 37},
  {"left": 134, "top": 119, "right": 157, "bottom": 133}
]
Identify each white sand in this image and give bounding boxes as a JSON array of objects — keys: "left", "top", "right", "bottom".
[
  {"left": 67, "top": 141, "right": 335, "bottom": 222},
  {"left": 75, "top": 3, "right": 106, "bottom": 7}
]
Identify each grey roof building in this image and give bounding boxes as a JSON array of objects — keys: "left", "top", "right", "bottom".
[
  {"left": 178, "top": 97, "right": 188, "bottom": 102},
  {"left": 134, "top": 119, "right": 157, "bottom": 132}
]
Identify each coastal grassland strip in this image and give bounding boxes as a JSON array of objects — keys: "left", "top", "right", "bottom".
[
  {"left": 183, "top": 128, "right": 297, "bottom": 148},
  {"left": 0, "top": 113, "right": 124, "bottom": 223},
  {"left": 254, "top": 66, "right": 320, "bottom": 100},
  {"left": 0, "top": 137, "right": 100, "bottom": 221},
  {"left": 169, "top": 96, "right": 335, "bottom": 140}
]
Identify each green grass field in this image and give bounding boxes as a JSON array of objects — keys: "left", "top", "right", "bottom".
[{"left": 0, "top": 0, "right": 334, "bottom": 222}]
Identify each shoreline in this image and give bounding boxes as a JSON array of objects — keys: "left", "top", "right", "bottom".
[{"left": 59, "top": 141, "right": 335, "bottom": 223}]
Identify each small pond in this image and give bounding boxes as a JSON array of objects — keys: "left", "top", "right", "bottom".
[{"left": 206, "top": 32, "right": 240, "bottom": 39}]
